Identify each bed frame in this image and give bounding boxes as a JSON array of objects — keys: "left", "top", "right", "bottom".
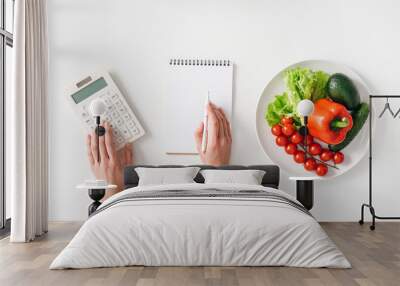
[{"left": 123, "top": 165, "right": 280, "bottom": 189}]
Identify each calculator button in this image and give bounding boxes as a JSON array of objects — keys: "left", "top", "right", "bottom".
[
  {"left": 85, "top": 120, "right": 96, "bottom": 128},
  {"left": 120, "top": 127, "right": 131, "bottom": 138},
  {"left": 131, "top": 127, "right": 140, "bottom": 135},
  {"left": 111, "top": 111, "right": 119, "bottom": 118},
  {"left": 116, "top": 118, "right": 123, "bottom": 125},
  {"left": 123, "top": 114, "right": 131, "bottom": 120},
  {"left": 118, "top": 107, "right": 126, "bottom": 113},
  {"left": 127, "top": 120, "right": 136, "bottom": 128},
  {"left": 111, "top": 94, "right": 118, "bottom": 100}
]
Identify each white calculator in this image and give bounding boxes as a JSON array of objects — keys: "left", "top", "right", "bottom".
[{"left": 66, "top": 72, "right": 145, "bottom": 150}]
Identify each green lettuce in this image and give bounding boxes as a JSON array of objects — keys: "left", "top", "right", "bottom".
[
  {"left": 265, "top": 67, "right": 329, "bottom": 127},
  {"left": 265, "top": 92, "right": 301, "bottom": 127},
  {"left": 310, "top": 70, "right": 330, "bottom": 101},
  {"left": 285, "top": 67, "right": 329, "bottom": 105}
]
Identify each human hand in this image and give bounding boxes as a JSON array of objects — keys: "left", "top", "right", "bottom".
[
  {"left": 86, "top": 122, "right": 133, "bottom": 199},
  {"left": 194, "top": 103, "right": 232, "bottom": 166}
]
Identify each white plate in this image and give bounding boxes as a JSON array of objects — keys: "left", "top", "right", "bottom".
[{"left": 256, "top": 60, "right": 374, "bottom": 178}]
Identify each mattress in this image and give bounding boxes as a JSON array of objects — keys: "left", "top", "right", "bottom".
[{"left": 50, "top": 183, "right": 350, "bottom": 269}]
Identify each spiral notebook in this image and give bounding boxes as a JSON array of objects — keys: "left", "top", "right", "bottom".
[{"left": 163, "top": 58, "right": 233, "bottom": 155}]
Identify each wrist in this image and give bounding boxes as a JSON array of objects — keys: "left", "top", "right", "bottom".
[
  {"left": 102, "top": 173, "right": 124, "bottom": 201},
  {"left": 204, "top": 158, "right": 229, "bottom": 167},
  {"left": 105, "top": 169, "right": 124, "bottom": 190},
  {"left": 111, "top": 174, "right": 124, "bottom": 192},
  {"left": 212, "top": 161, "right": 229, "bottom": 167}
]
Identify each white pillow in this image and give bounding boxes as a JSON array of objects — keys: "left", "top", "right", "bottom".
[
  {"left": 135, "top": 167, "right": 200, "bottom": 186},
  {"left": 200, "top": 169, "right": 266, "bottom": 185}
]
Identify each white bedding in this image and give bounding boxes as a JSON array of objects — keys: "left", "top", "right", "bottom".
[{"left": 50, "top": 183, "right": 350, "bottom": 269}]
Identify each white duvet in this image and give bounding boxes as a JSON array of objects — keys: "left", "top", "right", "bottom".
[{"left": 50, "top": 183, "right": 350, "bottom": 269}]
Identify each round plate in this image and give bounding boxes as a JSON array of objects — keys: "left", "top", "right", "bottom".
[{"left": 256, "top": 60, "right": 373, "bottom": 178}]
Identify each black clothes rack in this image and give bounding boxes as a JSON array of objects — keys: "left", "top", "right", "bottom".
[{"left": 359, "top": 95, "right": 400, "bottom": 230}]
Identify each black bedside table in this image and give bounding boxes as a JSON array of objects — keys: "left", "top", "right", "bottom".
[
  {"left": 77, "top": 183, "right": 117, "bottom": 216},
  {"left": 289, "top": 177, "right": 319, "bottom": 210}
]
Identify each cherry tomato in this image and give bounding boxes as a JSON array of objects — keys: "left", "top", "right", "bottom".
[
  {"left": 316, "top": 164, "right": 328, "bottom": 176},
  {"left": 304, "top": 158, "right": 317, "bottom": 171},
  {"left": 285, "top": 143, "right": 297, "bottom": 155},
  {"left": 308, "top": 143, "right": 322, "bottom": 156},
  {"left": 320, "top": 149, "right": 333, "bottom": 162},
  {"left": 303, "top": 134, "right": 314, "bottom": 145},
  {"left": 281, "top": 124, "right": 295, "bottom": 137},
  {"left": 276, "top": 135, "right": 288, "bottom": 147},
  {"left": 290, "top": 132, "right": 303, "bottom": 145},
  {"left": 271, "top": 124, "right": 282, "bottom": 136},
  {"left": 280, "top": 117, "right": 293, "bottom": 125},
  {"left": 333, "top": 152, "right": 345, "bottom": 164},
  {"left": 293, "top": 150, "right": 306, "bottom": 164}
]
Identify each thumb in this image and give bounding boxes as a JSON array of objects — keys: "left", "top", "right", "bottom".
[{"left": 194, "top": 122, "right": 204, "bottom": 152}]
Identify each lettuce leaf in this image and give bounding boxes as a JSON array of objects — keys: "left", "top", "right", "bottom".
[
  {"left": 285, "top": 67, "right": 329, "bottom": 105},
  {"left": 265, "top": 67, "right": 329, "bottom": 127},
  {"left": 311, "top": 70, "right": 330, "bottom": 101},
  {"left": 265, "top": 92, "right": 301, "bottom": 127}
]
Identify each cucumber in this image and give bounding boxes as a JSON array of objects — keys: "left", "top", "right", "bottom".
[
  {"left": 327, "top": 73, "right": 360, "bottom": 110},
  {"left": 329, "top": 103, "right": 369, "bottom": 152}
]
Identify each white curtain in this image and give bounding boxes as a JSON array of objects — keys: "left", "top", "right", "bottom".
[{"left": 10, "top": 0, "right": 48, "bottom": 242}]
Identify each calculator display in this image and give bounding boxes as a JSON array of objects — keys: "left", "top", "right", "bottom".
[{"left": 71, "top": 77, "right": 108, "bottom": 104}]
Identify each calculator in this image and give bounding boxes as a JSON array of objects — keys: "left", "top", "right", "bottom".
[{"left": 66, "top": 72, "right": 145, "bottom": 150}]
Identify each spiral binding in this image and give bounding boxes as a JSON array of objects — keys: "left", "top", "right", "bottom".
[{"left": 169, "top": 58, "right": 231, "bottom": 66}]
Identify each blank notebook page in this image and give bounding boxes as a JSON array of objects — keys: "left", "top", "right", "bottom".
[{"left": 163, "top": 59, "right": 233, "bottom": 154}]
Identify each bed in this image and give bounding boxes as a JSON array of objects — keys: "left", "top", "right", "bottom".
[{"left": 50, "top": 165, "right": 350, "bottom": 269}]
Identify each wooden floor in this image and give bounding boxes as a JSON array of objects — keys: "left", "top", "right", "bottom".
[{"left": 0, "top": 222, "right": 399, "bottom": 286}]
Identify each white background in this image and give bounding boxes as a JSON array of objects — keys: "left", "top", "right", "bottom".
[{"left": 48, "top": 0, "right": 400, "bottom": 221}]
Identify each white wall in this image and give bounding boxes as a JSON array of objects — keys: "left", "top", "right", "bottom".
[{"left": 48, "top": 0, "right": 400, "bottom": 221}]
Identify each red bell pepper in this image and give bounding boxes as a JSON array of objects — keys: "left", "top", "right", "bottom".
[{"left": 308, "top": 99, "right": 353, "bottom": 145}]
